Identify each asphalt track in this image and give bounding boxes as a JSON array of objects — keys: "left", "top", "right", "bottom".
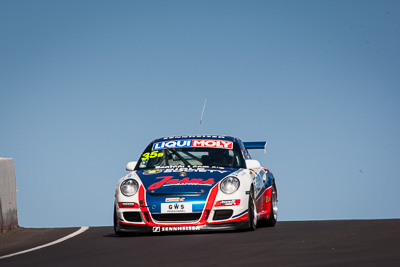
[{"left": 0, "top": 220, "right": 399, "bottom": 266}]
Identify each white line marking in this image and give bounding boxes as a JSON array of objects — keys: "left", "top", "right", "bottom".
[{"left": 0, "top": 226, "right": 89, "bottom": 260}]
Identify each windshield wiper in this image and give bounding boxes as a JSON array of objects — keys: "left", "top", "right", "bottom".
[{"left": 167, "top": 149, "right": 192, "bottom": 167}]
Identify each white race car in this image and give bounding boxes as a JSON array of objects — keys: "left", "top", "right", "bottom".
[{"left": 114, "top": 135, "right": 277, "bottom": 234}]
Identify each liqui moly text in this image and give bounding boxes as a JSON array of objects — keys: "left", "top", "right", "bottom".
[{"left": 152, "top": 139, "right": 233, "bottom": 150}]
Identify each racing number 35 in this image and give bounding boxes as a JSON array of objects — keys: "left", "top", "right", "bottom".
[{"left": 141, "top": 151, "right": 164, "bottom": 161}]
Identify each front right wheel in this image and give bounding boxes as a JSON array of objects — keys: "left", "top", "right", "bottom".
[
  {"left": 114, "top": 205, "right": 124, "bottom": 235},
  {"left": 248, "top": 188, "right": 257, "bottom": 231}
]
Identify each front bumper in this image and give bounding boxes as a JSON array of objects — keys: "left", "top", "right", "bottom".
[{"left": 115, "top": 180, "right": 251, "bottom": 233}]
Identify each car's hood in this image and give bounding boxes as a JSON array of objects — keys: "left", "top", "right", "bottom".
[{"left": 135, "top": 166, "right": 237, "bottom": 194}]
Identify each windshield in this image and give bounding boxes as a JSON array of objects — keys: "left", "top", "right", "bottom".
[{"left": 136, "top": 141, "right": 245, "bottom": 169}]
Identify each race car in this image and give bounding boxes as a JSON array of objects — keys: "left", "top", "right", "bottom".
[{"left": 113, "top": 135, "right": 277, "bottom": 234}]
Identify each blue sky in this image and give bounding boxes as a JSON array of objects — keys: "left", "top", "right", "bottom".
[{"left": 1, "top": 0, "right": 399, "bottom": 227}]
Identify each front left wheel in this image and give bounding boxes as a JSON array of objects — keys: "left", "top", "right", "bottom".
[{"left": 265, "top": 185, "right": 278, "bottom": 227}]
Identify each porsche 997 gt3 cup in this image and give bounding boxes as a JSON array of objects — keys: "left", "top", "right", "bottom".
[{"left": 114, "top": 135, "right": 278, "bottom": 234}]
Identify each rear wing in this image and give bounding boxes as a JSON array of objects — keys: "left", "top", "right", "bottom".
[{"left": 243, "top": 141, "right": 268, "bottom": 153}]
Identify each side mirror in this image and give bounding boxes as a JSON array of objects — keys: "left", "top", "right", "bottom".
[
  {"left": 245, "top": 159, "right": 261, "bottom": 169},
  {"left": 125, "top": 161, "right": 137, "bottom": 171}
]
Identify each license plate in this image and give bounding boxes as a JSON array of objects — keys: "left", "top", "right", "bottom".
[{"left": 161, "top": 203, "right": 192, "bottom": 213}]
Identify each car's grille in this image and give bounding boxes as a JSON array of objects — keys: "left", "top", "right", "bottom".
[
  {"left": 123, "top": 212, "right": 142, "bottom": 222},
  {"left": 148, "top": 192, "right": 206, "bottom": 197},
  {"left": 213, "top": 210, "right": 233, "bottom": 221},
  {"left": 151, "top": 213, "right": 202, "bottom": 222}
]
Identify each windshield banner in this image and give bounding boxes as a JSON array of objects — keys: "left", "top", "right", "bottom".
[{"left": 152, "top": 139, "right": 233, "bottom": 150}]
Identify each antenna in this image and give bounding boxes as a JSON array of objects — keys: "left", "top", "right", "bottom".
[{"left": 200, "top": 97, "right": 207, "bottom": 125}]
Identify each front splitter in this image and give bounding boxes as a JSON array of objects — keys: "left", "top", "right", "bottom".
[{"left": 116, "top": 220, "right": 249, "bottom": 233}]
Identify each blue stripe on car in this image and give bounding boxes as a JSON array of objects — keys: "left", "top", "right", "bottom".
[{"left": 232, "top": 209, "right": 248, "bottom": 219}]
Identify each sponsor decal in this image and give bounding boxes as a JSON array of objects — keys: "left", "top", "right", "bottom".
[
  {"left": 141, "top": 151, "right": 164, "bottom": 160},
  {"left": 148, "top": 176, "right": 214, "bottom": 190},
  {"left": 143, "top": 169, "right": 164, "bottom": 175},
  {"left": 215, "top": 199, "right": 241, "bottom": 207},
  {"left": 166, "top": 197, "right": 185, "bottom": 202},
  {"left": 161, "top": 226, "right": 201, "bottom": 232},
  {"left": 153, "top": 226, "right": 200, "bottom": 232},
  {"left": 161, "top": 203, "right": 192, "bottom": 213},
  {"left": 153, "top": 140, "right": 192, "bottom": 150},
  {"left": 158, "top": 166, "right": 229, "bottom": 174},
  {"left": 152, "top": 140, "right": 233, "bottom": 150},
  {"left": 192, "top": 140, "right": 233, "bottom": 149},
  {"left": 162, "top": 135, "right": 226, "bottom": 140},
  {"left": 118, "top": 202, "right": 139, "bottom": 208}
]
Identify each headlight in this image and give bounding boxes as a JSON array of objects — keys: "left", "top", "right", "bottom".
[
  {"left": 120, "top": 179, "right": 139, "bottom": 196},
  {"left": 220, "top": 177, "right": 240, "bottom": 194}
]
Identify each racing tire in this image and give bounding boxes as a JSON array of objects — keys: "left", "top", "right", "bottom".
[
  {"left": 248, "top": 188, "right": 257, "bottom": 231},
  {"left": 114, "top": 206, "right": 125, "bottom": 236},
  {"left": 265, "top": 185, "right": 278, "bottom": 227}
]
